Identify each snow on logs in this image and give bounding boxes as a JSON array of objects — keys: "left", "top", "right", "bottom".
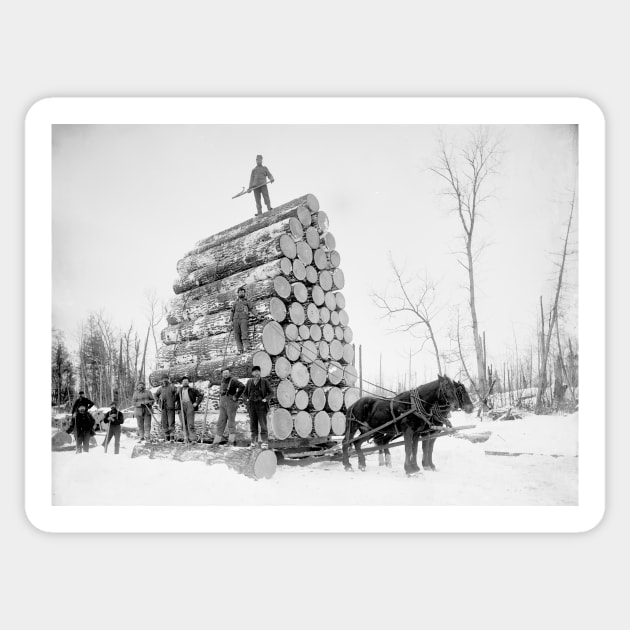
[
  {"left": 150, "top": 193, "right": 358, "bottom": 442},
  {"left": 132, "top": 442, "right": 277, "bottom": 480}
]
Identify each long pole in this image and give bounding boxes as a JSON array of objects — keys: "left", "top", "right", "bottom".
[
  {"left": 359, "top": 345, "right": 363, "bottom": 398},
  {"left": 103, "top": 418, "right": 112, "bottom": 453}
]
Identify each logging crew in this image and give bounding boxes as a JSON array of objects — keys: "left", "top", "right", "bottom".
[
  {"left": 213, "top": 368, "right": 245, "bottom": 446},
  {"left": 71, "top": 390, "right": 95, "bottom": 415},
  {"left": 231, "top": 287, "right": 254, "bottom": 354},
  {"left": 132, "top": 381, "right": 155, "bottom": 442},
  {"left": 67, "top": 405, "right": 95, "bottom": 454},
  {"left": 155, "top": 376, "right": 179, "bottom": 442},
  {"left": 248, "top": 154, "right": 274, "bottom": 215},
  {"left": 177, "top": 376, "right": 203, "bottom": 442},
  {"left": 243, "top": 366, "right": 272, "bottom": 449},
  {"left": 103, "top": 402, "right": 124, "bottom": 454}
]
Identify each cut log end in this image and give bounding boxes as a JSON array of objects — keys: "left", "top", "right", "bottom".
[{"left": 270, "top": 408, "right": 293, "bottom": 440}]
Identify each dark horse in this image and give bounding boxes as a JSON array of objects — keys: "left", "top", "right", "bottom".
[{"left": 342, "top": 376, "right": 474, "bottom": 475}]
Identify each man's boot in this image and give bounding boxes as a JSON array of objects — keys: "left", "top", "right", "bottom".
[
  {"left": 213, "top": 434, "right": 223, "bottom": 446},
  {"left": 228, "top": 433, "right": 236, "bottom": 446}
]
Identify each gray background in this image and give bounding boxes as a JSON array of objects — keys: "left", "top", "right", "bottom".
[{"left": 4, "top": 1, "right": 623, "bottom": 628}]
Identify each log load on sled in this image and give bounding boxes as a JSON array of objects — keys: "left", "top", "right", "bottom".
[{"left": 135, "top": 194, "right": 360, "bottom": 478}]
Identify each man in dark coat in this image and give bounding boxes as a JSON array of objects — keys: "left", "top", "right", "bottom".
[
  {"left": 103, "top": 402, "right": 125, "bottom": 454},
  {"left": 243, "top": 366, "right": 272, "bottom": 448},
  {"left": 71, "top": 390, "right": 95, "bottom": 415},
  {"left": 176, "top": 376, "right": 204, "bottom": 442},
  {"left": 231, "top": 287, "right": 254, "bottom": 354},
  {"left": 248, "top": 154, "right": 274, "bottom": 215},
  {"left": 154, "top": 376, "right": 179, "bottom": 441},
  {"left": 67, "top": 405, "right": 95, "bottom": 454},
  {"left": 213, "top": 368, "right": 245, "bottom": 445}
]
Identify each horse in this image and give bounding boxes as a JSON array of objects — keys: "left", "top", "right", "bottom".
[
  {"left": 342, "top": 375, "right": 466, "bottom": 475},
  {"left": 420, "top": 379, "right": 474, "bottom": 471}
]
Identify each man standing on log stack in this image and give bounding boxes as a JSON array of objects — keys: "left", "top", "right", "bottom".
[
  {"left": 248, "top": 154, "right": 274, "bottom": 216},
  {"left": 231, "top": 287, "right": 254, "bottom": 354},
  {"left": 154, "top": 376, "right": 179, "bottom": 442},
  {"left": 132, "top": 381, "right": 155, "bottom": 443},
  {"left": 243, "top": 366, "right": 272, "bottom": 449},
  {"left": 213, "top": 368, "right": 245, "bottom": 446},
  {"left": 176, "top": 376, "right": 203, "bottom": 443}
]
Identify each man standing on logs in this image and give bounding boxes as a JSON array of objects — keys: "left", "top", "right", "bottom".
[
  {"left": 102, "top": 402, "right": 124, "bottom": 454},
  {"left": 248, "top": 154, "right": 274, "bottom": 216},
  {"left": 243, "top": 366, "right": 272, "bottom": 449},
  {"left": 132, "top": 381, "right": 155, "bottom": 443},
  {"left": 231, "top": 286, "right": 254, "bottom": 354},
  {"left": 154, "top": 376, "right": 179, "bottom": 442},
  {"left": 176, "top": 376, "right": 203, "bottom": 442},
  {"left": 213, "top": 368, "right": 245, "bottom": 446}
]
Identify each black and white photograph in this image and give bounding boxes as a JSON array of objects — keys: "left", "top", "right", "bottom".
[{"left": 26, "top": 97, "right": 603, "bottom": 531}]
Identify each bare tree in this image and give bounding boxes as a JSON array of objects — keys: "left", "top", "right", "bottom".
[
  {"left": 144, "top": 289, "right": 165, "bottom": 367},
  {"left": 430, "top": 127, "right": 500, "bottom": 397},
  {"left": 51, "top": 328, "right": 75, "bottom": 407},
  {"left": 371, "top": 255, "right": 444, "bottom": 375},
  {"left": 535, "top": 192, "right": 576, "bottom": 414}
]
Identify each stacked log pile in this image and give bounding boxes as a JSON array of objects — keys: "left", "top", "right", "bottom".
[{"left": 149, "top": 194, "right": 360, "bottom": 443}]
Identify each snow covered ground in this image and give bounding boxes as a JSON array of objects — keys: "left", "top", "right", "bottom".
[{"left": 51, "top": 412, "right": 578, "bottom": 506}]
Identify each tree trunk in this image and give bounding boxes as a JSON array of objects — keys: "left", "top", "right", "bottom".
[
  {"left": 290, "top": 362, "right": 310, "bottom": 388},
  {"left": 535, "top": 196, "right": 574, "bottom": 413},
  {"left": 166, "top": 259, "right": 285, "bottom": 325},
  {"left": 294, "top": 411, "right": 313, "bottom": 437},
  {"left": 331, "top": 411, "right": 346, "bottom": 435},
  {"left": 325, "top": 386, "right": 344, "bottom": 412},
  {"left": 319, "top": 270, "right": 333, "bottom": 291},
  {"left": 131, "top": 442, "right": 277, "bottom": 480},
  {"left": 294, "top": 390, "right": 309, "bottom": 410},
  {"left": 162, "top": 296, "right": 286, "bottom": 344},
  {"left": 273, "top": 356, "right": 292, "bottom": 379},
  {"left": 269, "top": 407, "right": 293, "bottom": 439},
  {"left": 174, "top": 231, "right": 297, "bottom": 294},
  {"left": 305, "top": 226, "right": 321, "bottom": 249},
  {"left": 320, "top": 232, "right": 336, "bottom": 250},
  {"left": 309, "top": 360, "right": 328, "bottom": 387},
  {"left": 313, "top": 411, "right": 331, "bottom": 437},
  {"left": 276, "top": 379, "right": 296, "bottom": 408},
  {"left": 185, "top": 194, "right": 319, "bottom": 257}
]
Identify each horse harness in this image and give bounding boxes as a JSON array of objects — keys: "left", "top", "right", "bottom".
[
  {"left": 390, "top": 388, "right": 447, "bottom": 435},
  {"left": 348, "top": 384, "right": 450, "bottom": 446}
]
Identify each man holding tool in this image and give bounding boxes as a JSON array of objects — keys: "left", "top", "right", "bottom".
[
  {"left": 132, "top": 381, "right": 155, "bottom": 442},
  {"left": 248, "top": 154, "right": 274, "bottom": 215},
  {"left": 102, "top": 401, "right": 125, "bottom": 454}
]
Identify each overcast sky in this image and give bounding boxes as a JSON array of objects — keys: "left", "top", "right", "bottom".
[{"left": 52, "top": 124, "right": 578, "bottom": 389}]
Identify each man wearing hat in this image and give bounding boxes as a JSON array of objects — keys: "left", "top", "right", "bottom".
[
  {"left": 231, "top": 286, "right": 254, "bottom": 354},
  {"left": 71, "top": 390, "right": 95, "bottom": 416},
  {"left": 154, "top": 376, "right": 179, "bottom": 441},
  {"left": 176, "top": 376, "right": 204, "bottom": 442},
  {"left": 131, "top": 381, "right": 155, "bottom": 442},
  {"left": 66, "top": 404, "right": 95, "bottom": 454},
  {"left": 247, "top": 154, "right": 274, "bottom": 215},
  {"left": 102, "top": 402, "right": 125, "bottom": 454},
  {"left": 213, "top": 368, "right": 245, "bottom": 446},
  {"left": 242, "top": 365, "right": 272, "bottom": 448}
]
